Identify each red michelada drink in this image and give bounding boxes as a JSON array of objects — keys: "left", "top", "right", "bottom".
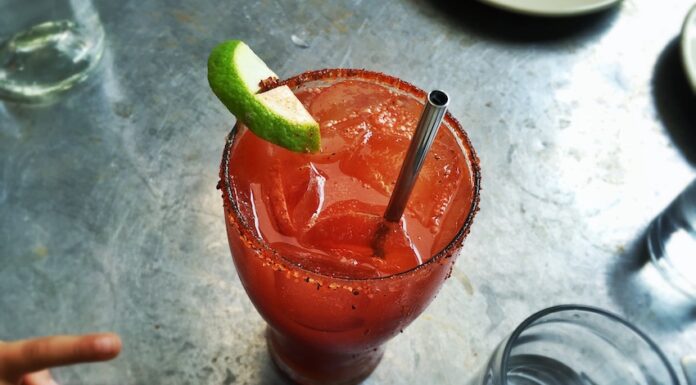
[{"left": 211, "top": 42, "right": 480, "bottom": 385}]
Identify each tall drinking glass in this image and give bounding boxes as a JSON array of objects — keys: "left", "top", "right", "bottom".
[
  {"left": 0, "top": 0, "right": 104, "bottom": 103},
  {"left": 220, "top": 69, "right": 481, "bottom": 385},
  {"left": 474, "top": 305, "right": 679, "bottom": 385}
]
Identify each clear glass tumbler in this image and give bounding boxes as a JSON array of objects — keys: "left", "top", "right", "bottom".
[
  {"left": 647, "top": 179, "right": 696, "bottom": 299},
  {"left": 475, "top": 305, "right": 679, "bottom": 385},
  {"left": 0, "top": 0, "right": 104, "bottom": 103}
]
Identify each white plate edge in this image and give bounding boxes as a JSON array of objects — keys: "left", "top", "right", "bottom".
[
  {"left": 681, "top": 3, "right": 696, "bottom": 94},
  {"left": 476, "top": 0, "right": 622, "bottom": 17}
]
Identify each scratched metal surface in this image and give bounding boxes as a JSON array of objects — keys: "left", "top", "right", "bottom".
[{"left": 1, "top": 0, "right": 696, "bottom": 384}]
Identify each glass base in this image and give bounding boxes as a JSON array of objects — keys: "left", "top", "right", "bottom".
[
  {"left": 504, "top": 355, "right": 592, "bottom": 385},
  {"left": 0, "top": 20, "right": 104, "bottom": 103},
  {"left": 266, "top": 327, "right": 384, "bottom": 385}
]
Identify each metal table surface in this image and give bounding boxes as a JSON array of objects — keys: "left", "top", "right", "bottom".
[{"left": 1, "top": 0, "right": 695, "bottom": 384}]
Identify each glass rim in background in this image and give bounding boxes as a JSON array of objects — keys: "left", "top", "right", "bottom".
[
  {"left": 484, "top": 304, "right": 680, "bottom": 385},
  {"left": 0, "top": 0, "right": 105, "bottom": 103}
]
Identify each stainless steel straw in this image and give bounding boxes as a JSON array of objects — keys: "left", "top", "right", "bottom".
[{"left": 383, "top": 90, "right": 450, "bottom": 222}]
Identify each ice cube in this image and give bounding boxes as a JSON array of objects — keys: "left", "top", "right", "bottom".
[
  {"left": 341, "top": 129, "right": 408, "bottom": 196},
  {"left": 291, "top": 164, "right": 326, "bottom": 233},
  {"left": 368, "top": 93, "right": 423, "bottom": 139},
  {"left": 338, "top": 94, "right": 425, "bottom": 196},
  {"left": 300, "top": 200, "right": 422, "bottom": 277},
  {"left": 272, "top": 242, "right": 380, "bottom": 279},
  {"left": 265, "top": 162, "right": 295, "bottom": 235},
  {"left": 262, "top": 154, "right": 328, "bottom": 236},
  {"left": 309, "top": 80, "right": 394, "bottom": 123},
  {"left": 409, "top": 130, "right": 464, "bottom": 232}
]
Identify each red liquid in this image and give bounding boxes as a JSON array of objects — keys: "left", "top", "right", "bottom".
[{"left": 221, "top": 69, "right": 480, "bottom": 385}]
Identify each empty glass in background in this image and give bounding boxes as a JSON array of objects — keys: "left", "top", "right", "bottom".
[
  {"left": 474, "top": 305, "right": 679, "bottom": 385},
  {"left": 0, "top": 0, "right": 104, "bottom": 103},
  {"left": 647, "top": 179, "right": 696, "bottom": 300}
]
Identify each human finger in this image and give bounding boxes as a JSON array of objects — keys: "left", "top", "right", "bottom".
[{"left": 1, "top": 333, "right": 121, "bottom": 378}]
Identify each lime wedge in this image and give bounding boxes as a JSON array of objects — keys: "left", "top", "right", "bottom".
[{"left": 208, "top": 40, "right": 320, "bottom": 153}]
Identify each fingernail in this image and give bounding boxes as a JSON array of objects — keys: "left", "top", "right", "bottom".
[
  {"left": 47, "top": 379, "right": 59, "bottom": 385},
  {"left": 94, "top": 336, "right": 117, "bottom": 354}
]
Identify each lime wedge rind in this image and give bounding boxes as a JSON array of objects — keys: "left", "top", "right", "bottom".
[{"left": 208, "top": 40, "right": 320, "bottom": 153}]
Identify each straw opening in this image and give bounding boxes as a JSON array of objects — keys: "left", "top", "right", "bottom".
[{"left": 428, "top": 90, "right": 449, "bottom": 107}]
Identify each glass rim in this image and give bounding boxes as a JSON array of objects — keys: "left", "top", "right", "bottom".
[
  {"left": 499, "top": 304, "right": 680, "bottom": 384},
  {"left": 220, "top": 68, "right": 481, "bottom": 283}
]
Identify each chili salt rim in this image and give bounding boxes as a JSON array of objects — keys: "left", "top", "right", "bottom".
[{"left": 219, "top": 68, "right": 481, "bottom": 283}]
